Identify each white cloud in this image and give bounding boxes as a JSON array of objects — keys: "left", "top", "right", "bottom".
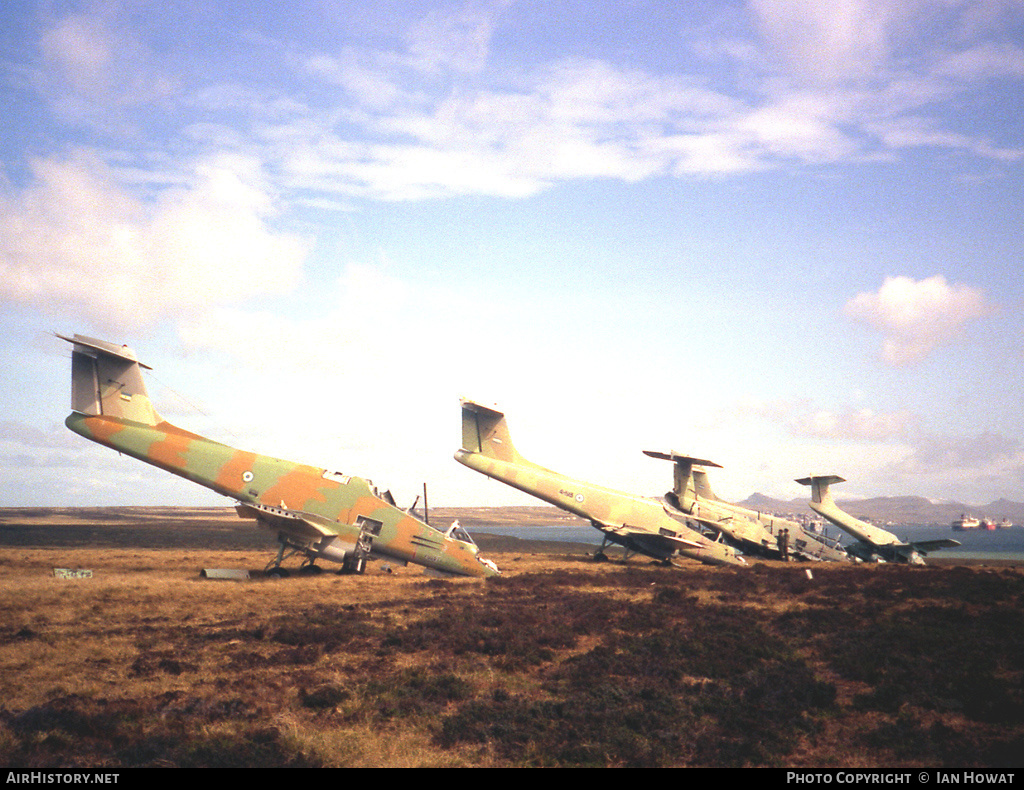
[
  {"left": 277, "top": 54, "right": 773, "bottom": 197},
  {"left": 0, "top": 150, "right": 311, "bottom": 331},
  {"left": 874, "top": 429, "right": 1024, "bottom": 504},
  {"left": 36, "top": 13, "right": 177, "bottom": 123},
  {"left": 19, "top": 2, "right": 1024, "bottom": 212},
  {"left": 275, "top": 0, "right": 1024, "bottom": 200},
  {"left": 166, "top": 261, "right": 712, "bottom": 504},
  {"left": 732, "top": 92, "right": 865, "bottom": 163},
  {"left": 866, "top": 114, "right": 1024, "bottom": 161},
  {"left": 728, "top": 397, "right": 919, "bottom": 442},
  {"left": 795, "top": 407, "right": 919, "bottom": 441},
  {"left": 711, "top": 394, "right": 1024, "bottom": 502},
  {"left": 749, "top": 0, "right": 917, "bottom": 81},
  {"left": 844, "top": 275, "right": 996, "bottom": 365},
  {"left": 39, "top": 14, "right": 114, "bottom": 96},
  {"left": 746, "top": 0, "right": 1024, "bottom": 85},
  {"left": 937, "top": 41, "right": 1024, "bottom": 81},
  {"left": 900, "top": 430, "right": 1020, "bottom": 473},
  {"left": 405, "top": 1, "right": 509, "bottom": 74}
]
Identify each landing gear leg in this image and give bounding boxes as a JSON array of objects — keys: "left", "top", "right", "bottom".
[
  {"left": 340, "top": 526, "right": 373, "bottom": 574},
  {"left": 264, "top": 536, "right": 302, "bottom": 578}
]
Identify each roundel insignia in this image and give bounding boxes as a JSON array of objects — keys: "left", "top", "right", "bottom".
[
  {"left": 242, "top": 471, "right": 254, "bottom": 483},
  {"left": 575, "top": 493, "right": 585, "bottom": 503}
]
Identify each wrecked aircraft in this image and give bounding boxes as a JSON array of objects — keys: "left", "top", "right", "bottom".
[
  {"left": 58, "top": 334, "right": 499, "bottom": 579},
  {"left": 647, "top": 451, "right": 848, "bottom": 562},
  {"left": 797, "top": 475, "right": 960, "bottom": 565},
  {"left": 455, "top": 399, "right": 748, "bottom": 567}
]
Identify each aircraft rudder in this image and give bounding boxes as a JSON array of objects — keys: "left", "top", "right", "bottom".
[
  {"left": 459, "top": 398, "right": 521, "bottom": 463},
  {"left": 692, "top": 469, "right": 718, "bottom": 502}
]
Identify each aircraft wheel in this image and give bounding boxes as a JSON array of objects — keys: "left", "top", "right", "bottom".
[
  {"left": 267, "top": 566, "right": 290, "bottom": 578},
  {"left": 594, "top": 551, "right": 608, "bottom": 562},
  {"left": 299, "top": 564, "right": 324, "bottom": 575}
]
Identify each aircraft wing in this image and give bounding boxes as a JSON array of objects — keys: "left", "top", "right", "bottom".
[
  {"left": 601, "top": 522, "right": 705, "bottom": 551},
  {"left": 661, "top": 501, "right": 740, "bottom": 536},
  {"left": 687, "top": 513, "right": 736, "bottom": 533},
  {"left": 911, "top": 538, "right": 962, "bottom": 552},
  {"left": 235, "top": 502, "right": 339, "bottom": 540}
]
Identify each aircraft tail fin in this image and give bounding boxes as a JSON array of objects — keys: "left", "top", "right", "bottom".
[
  {"left": 692, "top": 469, "right": 719, "bottom": 502},
  {"left": 795, "top": 475, "right": 846, "bottom": 507},
  {"left": 460, "top": 399, "right": 522, "bottom": 464},
  {"left": 58, "top": 333, "right": 162, "bottom": 426},
  {"left": 797, "top": 474, "right": 955, "bottom": 561},
  {"left": 643, "top": 451, "right": 722, "bottom": 508}
]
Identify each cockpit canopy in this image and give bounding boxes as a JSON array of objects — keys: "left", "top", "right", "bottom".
[{"left": 445, "top": 519, "right": 477, "bottom": 548}]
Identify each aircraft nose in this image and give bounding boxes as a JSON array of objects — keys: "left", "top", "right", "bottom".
[{"left": 479, "top": 557, "right": 501, "bottom": 576}]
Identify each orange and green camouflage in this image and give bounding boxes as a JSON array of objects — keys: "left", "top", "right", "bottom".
[
  {"left": 455, "top": 399, "right": 749, "bottom": 567},
  {"left": 58, "top": 334, "right": 499, "bottom": 579}
]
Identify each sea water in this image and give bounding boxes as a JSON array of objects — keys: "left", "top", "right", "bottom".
[{"left": 473, "top": 523, "right": 1024, "bottom": 561}]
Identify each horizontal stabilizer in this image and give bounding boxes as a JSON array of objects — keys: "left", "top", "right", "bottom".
[
  {"left": 56, "top": 333, "right": 152, "bottom": 369},
  {"left": 795, "top": 475, "right": 846, "bottom": 487},
  {"left": 795, "top": 475, "right": 846, "bottom": 506},
  {"left": 643, "top": 450, "right": 722, "bottom": 469},
  {"left": 460, "top": 399, "right": 505, "bottom": 419},
  {"left": 645, "top": 450, "right": 722, "bottom": 502}
]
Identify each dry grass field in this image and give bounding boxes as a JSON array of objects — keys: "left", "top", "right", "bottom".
[{"left": 1, "top": 508, "right": 1023, "bottom": 768}]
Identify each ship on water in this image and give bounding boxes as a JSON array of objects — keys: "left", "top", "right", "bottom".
[
  {"left": 952, "top": 514, "right": 1014, "bottom": 531},
  {"left": 953, "top": 514, "right": 981, "bottom": 531}
]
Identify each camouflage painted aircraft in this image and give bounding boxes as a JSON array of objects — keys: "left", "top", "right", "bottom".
[
  {"left": 797, "top": 475, "right": 960, "bottom": 565},
  {"left": 58, "top": 334, "right": 499, "bottom": 579},
  {"left": 455, "top": 399, "right": 748, "bottom": 567},
  {"left": 645, "top": 451, "right": 849, "bottom": 562}
]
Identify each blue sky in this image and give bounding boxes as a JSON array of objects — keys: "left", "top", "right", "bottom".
[{"left": 2, "top": 0, "right": 1024, "bottom": 509}]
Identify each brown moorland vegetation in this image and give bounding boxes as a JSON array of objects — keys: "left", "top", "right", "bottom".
[{"left": 1, "top": 508, "right": 1023, "bottom": 768}]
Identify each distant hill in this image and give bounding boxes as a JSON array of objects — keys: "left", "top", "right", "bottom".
[
  {"left": 742, "top": 493, "right": 804, "bottom": 515},
  {"left": 738, "top": 493, "right": 1024, "bottom": 527}
]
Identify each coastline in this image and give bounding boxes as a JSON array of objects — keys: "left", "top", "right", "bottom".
[{"left": 1, "top": 505, "right": 1020, "bottom": 565}]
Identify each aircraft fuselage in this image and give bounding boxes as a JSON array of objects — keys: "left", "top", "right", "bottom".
[
  {"left": 455, "top": 448, "right": 746, "bottom": 567},
  {"left": 67, "top": 412, "right": 497, "bottom": 578}
]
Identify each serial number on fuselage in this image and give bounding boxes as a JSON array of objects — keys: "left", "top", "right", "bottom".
[{"left": 560, "top": 489, "right": 585, "bottom": 503}]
